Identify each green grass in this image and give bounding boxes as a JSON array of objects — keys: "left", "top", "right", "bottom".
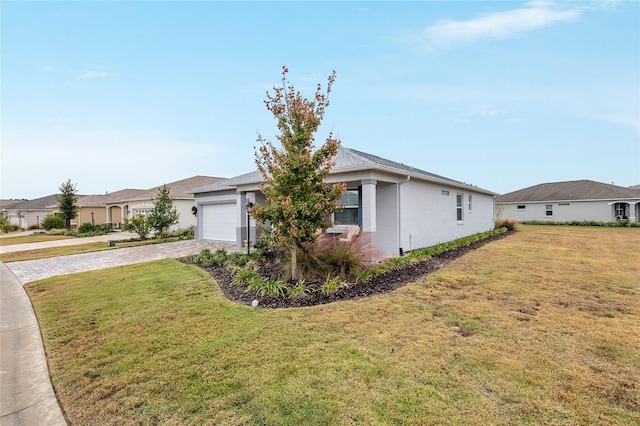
[
  {"left": 26, "top": 226, "right": 640, "bottom": 425},
  {"left": 0, "top": 234, "right": 74, "bottom": 246}
]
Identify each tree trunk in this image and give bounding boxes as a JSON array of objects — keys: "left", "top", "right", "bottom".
[{"left": 290, "top": 246, "right": 297, "bottom": 280}]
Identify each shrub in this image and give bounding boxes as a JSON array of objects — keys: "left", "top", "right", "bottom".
[
  {"left": 287, "top": 280, "right": 308, "bottom": 298},
  {"left": 42, "top": 214, "right": 66, "bottom": 231},
  {"left": 78, "top": 222, "right": 97, "bottom": 234},
  {"left": 520, "top": 220, "right": 639, "bottom": 228},
  {"left": 124, "top": 215, "right": 150, "bottom": 239},
  {"left": 232, "top": 269, "right": 261, "bottom": 287},
  {"left": 495, "top": 217, "right": 519, "bottom": 231},
  {"left": 318, "top": 275, "right": 341, "bottom": 295},
  {"left": 0, "top": 217, "right": 13, "bottom": 233}
]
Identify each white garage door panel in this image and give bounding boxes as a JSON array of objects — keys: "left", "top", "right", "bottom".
[{"left": 202, "top": 203, "right": 236, "bottom": 242}]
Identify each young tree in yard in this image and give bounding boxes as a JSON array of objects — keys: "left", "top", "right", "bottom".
[
  {"left": 57, "top": 179, "right": 79, "bottom": 229},
  {"left": 148, "top": 184, "right": 179, "bottom": 238},
  {"left": 251, "top": 66, "right": 346, "bottom": 280},
  {"left": 124, "top": 214, "right": 151, "bottom": 239}
]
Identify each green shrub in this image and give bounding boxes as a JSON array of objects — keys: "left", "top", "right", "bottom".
[
  {"left": 287, "top": 280, "right": 308, "bottom": 298},
  {"left": 124, "top": 215, "right": 150, "bottom": 239},
  {"left": 78, "top": 222, "right": 97, "bottom": 234},
  {"left": 232, "top": 269, "right": 260, "bottom": 287},
  {"left": 0, "top": 217, "right": 13, "bottom": 233},
  {"left": 42, "top": 214, "right": 66, "bottom": 231},
  {"left": 520, "top": 220, "right": 640, "bottom": 228},
  {"left": 318, "top": 275, "right": 341, "bottom": 295}
]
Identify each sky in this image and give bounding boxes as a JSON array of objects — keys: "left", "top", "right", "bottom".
[{"left": 2, "top": 0, "right": 639, "bottom": 200}]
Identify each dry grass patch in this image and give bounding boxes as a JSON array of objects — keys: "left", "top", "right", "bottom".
[{"left": 26, "top": 226, "right": 639, "bottom": 424}]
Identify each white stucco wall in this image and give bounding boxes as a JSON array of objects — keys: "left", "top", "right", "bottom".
[
  {"left": 498, "top": 200, "right": 630, "bottom": 222},
  {"left": 399, "top": 181, "right": 495, "bottom": 254}
]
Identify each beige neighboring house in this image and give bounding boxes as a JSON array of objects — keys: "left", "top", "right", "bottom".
[
  {"left": 103, "top": 176, "right": 225, "bottom": 231},
  {"left": 3, "top": 176, "right": 224, "bottom": 231},
  {"left": 1, "top": 194, "right": 78, "bottom": 229}
]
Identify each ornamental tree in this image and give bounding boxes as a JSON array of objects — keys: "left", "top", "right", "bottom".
[
  {"left": 148, "top": 184, "right": 179, "bottom": 237},
  {"left": 57, "top": 179, "right": 79, "bottom": 229},
  {"left": 251, "top": 66, "right": 346, "bottom": 280}
]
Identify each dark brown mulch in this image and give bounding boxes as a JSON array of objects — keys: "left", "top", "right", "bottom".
[{"left": 194, "top": 231, "right": 513, "bottom": 309}]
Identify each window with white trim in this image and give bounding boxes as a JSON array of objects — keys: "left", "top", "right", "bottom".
[
  {"left": 456, "top": 193, "right": 463, "bottom": 221},
  {"left": 468, "top": 194, "right": 472, "bottom": 212},
  {"left": 334, "top": 189, "right": 359, "bottom": 225},
  {"left": 545, "top": 204, "right": 553, "bottom": 216}
]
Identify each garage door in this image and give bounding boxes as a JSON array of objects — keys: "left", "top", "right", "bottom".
[{"left": 202, "top": 203, "right": 236, "bottom": 242}]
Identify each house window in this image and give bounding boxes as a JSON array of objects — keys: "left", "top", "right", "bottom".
[
  {"left": 334, "top": 189, "right": 359, "bottom": 225},
  {"left": 456, "top": 193, "right": 463, "bottom": 221},
  {"left": 441, "top": 190, "right": 450, "bottom": 196},
  {"left": 134, "top": 209, "right": 151, "bottom": 216},
  {"left": 517, "top": 205, "right": 526, "bottom": 210},
  {"left": 545, "top": 204, "right": 553, "bottom": 216},
  {"left": 614, "top": 203, "right": 627, "bottom": 220},
  {"left": 468, "top": 195, "right": 473, "bottom": 212}
]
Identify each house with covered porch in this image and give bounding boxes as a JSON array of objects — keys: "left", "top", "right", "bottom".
[
  {"left": 496, "top": 180, "right": 640, "bottom": 223},
  {"left": 192, "top": 147, "right": 497, "bottom": 258}
]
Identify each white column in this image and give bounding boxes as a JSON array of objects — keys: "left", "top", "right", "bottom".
[
  {"left": 630, "top": 202, "right": 638, "bottom": 222},
  {"left": 361, "top": 179, "right": 377, "bottom": 232}
]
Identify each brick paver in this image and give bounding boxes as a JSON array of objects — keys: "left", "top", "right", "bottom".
[{"left": 7, "top": 240, "right": 239, "bottom": 284}]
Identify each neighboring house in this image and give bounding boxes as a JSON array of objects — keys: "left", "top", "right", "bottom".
[
  {"left": 192, "top": 147, "right": 497, "bottom": 258},
  {"left": 1, "top": 194, "right": 75, "bottom": 229},
  {"left": 496, "top": 180, "right": 640, "bottom": 223},
  {"left": 3, "top": 176, "right": 224, "bottom": 231},
  {"left": 72, "top": 189, "right": 147, "bottom": 228},
  {"left": 103, "top": 176, "right": 225, "bottom": 231}
]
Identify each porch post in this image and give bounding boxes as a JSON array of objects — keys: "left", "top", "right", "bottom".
[
  {"left": 630, "top": 202, "right": 638, "bottom": 222},
  {"left": 237, "top": 192, "right": 246, "bottom": 248},
  {"left": 360, "top": 179, "right": 377, "bottom": 233}
]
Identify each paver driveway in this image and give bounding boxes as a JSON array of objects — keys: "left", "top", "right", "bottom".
[{"left": 6, "top": 239, "right": 238, "bottom": 283}]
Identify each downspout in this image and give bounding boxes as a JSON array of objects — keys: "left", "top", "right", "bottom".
[{"left": 397, "top": 175, "right": 411, "bottom": 255}]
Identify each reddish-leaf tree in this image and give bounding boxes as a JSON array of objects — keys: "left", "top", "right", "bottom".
[{"left": 252, "top": 66, "right": 345, "bottom": 280}]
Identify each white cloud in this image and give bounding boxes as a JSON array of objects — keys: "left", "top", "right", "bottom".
[
  {"left": 420, "top": 1, "right": 581, "bottom": 50},
  {"left": 78, "top": 70, "right": 117, "bottom": 79},
  {"left": 592, "top": 114, "right": 640, "bottom": 133},
  {"left": 39, "top": 66, "right": 55, "bottom": 72}
]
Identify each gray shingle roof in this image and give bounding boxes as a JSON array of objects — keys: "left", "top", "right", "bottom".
[
  {"left": 2, "top": 194, "right": 79, "bottom": 211},
  {"left": 192, "top": 146, "right": 494, "bottom": 195},
  {"left": 496, "top": 180, "right": 640, "bottom": 203}
]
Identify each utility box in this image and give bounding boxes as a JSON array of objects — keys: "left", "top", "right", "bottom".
[{"left": 107, "top": 240, "right": 116, "bottom": 247}]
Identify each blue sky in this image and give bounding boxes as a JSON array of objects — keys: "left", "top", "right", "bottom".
[{"left": 2, "top": 1, "right": 638, "bottom": 200}]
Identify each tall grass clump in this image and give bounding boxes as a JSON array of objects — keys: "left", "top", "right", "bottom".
[{"left": 495, "top": 217, "right": 519, "bottom": 231}]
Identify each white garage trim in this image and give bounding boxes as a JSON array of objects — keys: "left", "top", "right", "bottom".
[{"left": 202, "top": 203, "right": 236, "bottom": 242}]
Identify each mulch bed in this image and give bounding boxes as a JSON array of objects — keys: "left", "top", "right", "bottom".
[{"left": 194, "top": 230, "right": 513, "bottom": 309}]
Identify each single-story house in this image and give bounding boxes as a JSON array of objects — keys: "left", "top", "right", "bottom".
[
  {"left": 3, "top": 176, "right": 224, "bottom": 231},
  {"left": 1, "top": 194, "right": 77, "bottom": 229},
  {"left": 191, "top": 147, "right": 497, "bottom": 258},
  {"left": 98, "top": 176, "right": 225, "bottom": 231},
  {"left": 496, "top": 180, "right": 640, "bottom": 223}
]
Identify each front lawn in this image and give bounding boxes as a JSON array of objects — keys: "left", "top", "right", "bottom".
[
  {"left": 0, "top": 234, "right": 74, "bottom": 246},
  {"left": 26, "top": 226, "right": 640, "bottom": 424}
]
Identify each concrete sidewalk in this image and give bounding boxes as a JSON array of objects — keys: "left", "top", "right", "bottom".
[
  {"left": 0, "top": 238, "right": 238, "bottom": 425},
  {"left": 0, "top": 262, "right": 67, "bottom": 425}
]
